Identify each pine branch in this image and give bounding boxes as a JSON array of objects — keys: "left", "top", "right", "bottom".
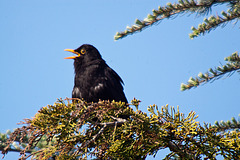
[
  {"left": 2, "top": 99, "right": 240, "bottom": 159},
  {"left": 213, "top": 116, "right": 240, "bottom": 131},
  {"left": 114, "top": 0, "right": 239, "bottom": 40},
  {"left": 190, "top": 9, "right": 240, "bottom": 38},
  {"left": 0, "top": 130, "right": 55, "bottom": 158},
  {"left": 181, "top": 52, "right": 240, "bottom": 91},
  {"left": 0, "top": 131, "right": 33, "bottom": 159}
]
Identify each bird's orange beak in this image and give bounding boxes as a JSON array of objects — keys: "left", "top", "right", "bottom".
[{"left": 64, "top": 49, "right": 80, "bottom": 59}]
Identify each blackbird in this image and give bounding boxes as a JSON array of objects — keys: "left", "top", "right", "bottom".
[{"left": 64, "top": 44, "right": 128, "bottom": 103}]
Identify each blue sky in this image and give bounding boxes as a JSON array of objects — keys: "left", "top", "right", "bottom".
[{"left": 1, "top": 1, "right": 239, "bottom": 159}]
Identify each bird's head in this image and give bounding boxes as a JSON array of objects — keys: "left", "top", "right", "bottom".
[{"left": 64, "top": 44, "right": 102, "bottom": 61}]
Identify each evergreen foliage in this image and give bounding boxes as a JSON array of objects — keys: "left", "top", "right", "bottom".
[
  {"left": 1, "top": 99, "right": 240, "bottom": 159},
  {"left": 114, "top": 0, "right": 240, "bottom": 40},
  {"left": 114, "top": 0, "right": 240, "bottom": 90},
  {"left": 181, "top": 52, "right": 240, "bottom": 90}
]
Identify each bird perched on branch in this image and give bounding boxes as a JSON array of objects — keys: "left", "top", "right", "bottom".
[{"left": 64, "top": 44, "right": 127, "bottom": 103}]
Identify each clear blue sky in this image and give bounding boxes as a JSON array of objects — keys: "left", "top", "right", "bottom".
[{"left": 0, "top": 1, "right": 239, "bottom": 159}]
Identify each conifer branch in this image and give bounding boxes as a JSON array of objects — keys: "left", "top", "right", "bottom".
[
  {"left": 213, "top": 116, "right": 240, "bottom": 131},
  {"left": 114, "top": 0, "right": 239, "bottom": 40},
  {"left": 190, "top": 9, "right": 240, "bottom": 38},
  {"left": 181, "top": 52, "right": 240, "bottom": 91},
  {"left": 0, "top": 130, "right": 32, "bottom": 158},
  {"left": 1, "top": 100, "right": 239, "bottom": 159}
]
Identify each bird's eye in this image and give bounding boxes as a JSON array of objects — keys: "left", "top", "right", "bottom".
[{"left": 81, "top": 49, "right": 86, "bottom": 55}]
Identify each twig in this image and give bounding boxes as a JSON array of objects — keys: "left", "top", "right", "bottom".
[{"left": 81, "top": 117, "right": 128, "bottom": 148}]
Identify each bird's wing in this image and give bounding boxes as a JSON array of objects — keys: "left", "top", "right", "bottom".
[{"left": 89, "top": 65, "right": 127, "bottom": 103}]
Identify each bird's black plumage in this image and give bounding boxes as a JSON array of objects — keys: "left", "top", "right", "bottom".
[{"left": 65, "top": 44, "right": 127, "bottom": 103}]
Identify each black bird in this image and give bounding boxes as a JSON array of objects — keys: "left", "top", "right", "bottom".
[{"left": 64, "top": 44, "right": 127, "bottom": 103}]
